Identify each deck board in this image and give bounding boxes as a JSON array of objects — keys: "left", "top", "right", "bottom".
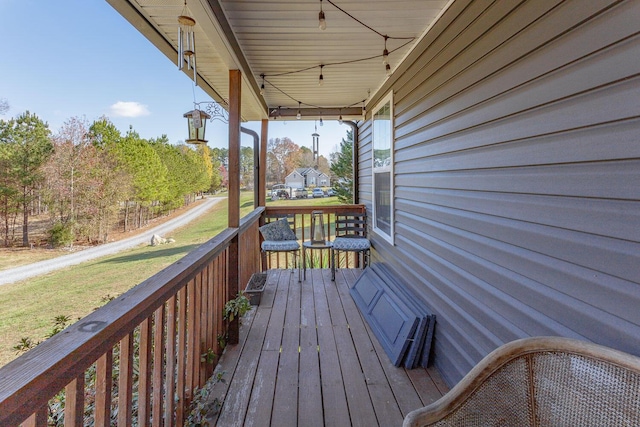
[{"left": 208, "top": 268, "right": 448, "bottom": 426}]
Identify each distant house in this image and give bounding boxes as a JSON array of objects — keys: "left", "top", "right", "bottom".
[{"left": 285, "top": 167, "right": 330, "bottom": 188}]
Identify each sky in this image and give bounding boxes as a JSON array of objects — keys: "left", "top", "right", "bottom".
[{"left": 0, "top": 0, "right": 350, "bottom": 158}]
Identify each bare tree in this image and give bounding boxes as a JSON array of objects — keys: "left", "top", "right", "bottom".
[
  {"left": 0, "top": 99, "right": 9, "bottom": 115},
  {"left": 266, "top": 137, "right": 300, "bottom": 184}
]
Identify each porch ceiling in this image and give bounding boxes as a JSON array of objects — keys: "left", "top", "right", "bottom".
[{"left": 108, "top": 0, "right": 451, "bottom": 121}]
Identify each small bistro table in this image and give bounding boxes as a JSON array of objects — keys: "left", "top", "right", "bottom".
[{"left": 302, "top": 240, "right": 333, "bottom": 280}]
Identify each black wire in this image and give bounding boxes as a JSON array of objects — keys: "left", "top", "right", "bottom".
[
  {"left": 259, "top": 0, "right": 416, "bottom": 110},
  {"left": 265, "top": 39, "right": 413, "bottom": 78},
  {"left": 264, "top": 79, "right": 365, "bottom": 111},
  {"left": 326, "top": 0, "right": 414, "bottom": 40}
]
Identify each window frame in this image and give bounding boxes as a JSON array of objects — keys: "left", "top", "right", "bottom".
[{"left": 371, "top": 91, "right": 394, "bottom": 244}]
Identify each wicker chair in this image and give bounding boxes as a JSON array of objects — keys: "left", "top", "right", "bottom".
[{"left": 403, "top": 336, "right": 640, "bottom": 427}]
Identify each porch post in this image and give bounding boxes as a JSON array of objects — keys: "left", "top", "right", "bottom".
[
  {"left": 228, "top": 69, "right": 241, "bottom": 344},
  {"left": 259, "top": 119, "right": 268, "bottom": 207}
]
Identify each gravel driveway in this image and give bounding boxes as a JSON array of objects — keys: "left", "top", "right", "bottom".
[{"left": 0, "top": 197, "right": 224, "bottom": 286}]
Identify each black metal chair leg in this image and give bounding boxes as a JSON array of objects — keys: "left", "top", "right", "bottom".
[{"left": 331, "top": 249, "right": 336, "bottom": 281}]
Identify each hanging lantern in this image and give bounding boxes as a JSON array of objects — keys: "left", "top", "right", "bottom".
[
  {"left": 184, "top": 109, "right": 210, "bottom": 144},
  {"left": 178, "top": 1, "right": 197, "bottom": 85},
  {"left": 310, "top": 210, "right": 326, "bottom": 244}
]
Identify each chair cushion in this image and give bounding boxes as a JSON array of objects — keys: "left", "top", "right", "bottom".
[
  {"left": 259, "top": 218, "right": 297, "bottom": 241},
  {"left": 261, "top": 240, "right": 300, "bottom": 251},
  {"left": 332, "top": 237, "right": 370, "bottom": 251}
]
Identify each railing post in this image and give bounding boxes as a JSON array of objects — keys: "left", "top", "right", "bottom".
[
  {"left": 228, "top": 69, "right": 241, "bottom": 344},
  {"left": 259, "top": 119, "right": 268, "bottom": 207}
]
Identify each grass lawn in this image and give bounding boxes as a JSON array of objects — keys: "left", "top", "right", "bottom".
[
  {"left": 0, "top": 198, "right": 214, "bottom": 271},
  {"left": 267, "top": 194, "right": 342, "bottom": 208},
  {"left": 0, "top": 193, "right": 343, "bottom": 367},
  {"left": 0, "top": 248, "right": 66, "bottom": 271}
]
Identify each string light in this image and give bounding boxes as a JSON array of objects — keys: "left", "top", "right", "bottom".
[
  {"left": 338, "top": 110, "right": 343, "bottom": 124},
  {"left": 262, "top": 76, "right": 367, "bottom": 121},
  {"left": 318, "top": 0, "right": 326, "bottom": 30},
  {"left": 382, "top": 36, "right": 389, "bottom": 65},
  {"left": 257, "top": 1, "right": 415, "bottom": 120},
  {"left": 362, "top": 100, "right": 366, "bottom": 120}
]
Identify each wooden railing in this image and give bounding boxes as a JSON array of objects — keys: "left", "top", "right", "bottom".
[
  {"left": 0, "top": 208, "right": 263, "bottom": 427},
  {"left": 262, "top": 204, "right": 367, "bottom": 270}
]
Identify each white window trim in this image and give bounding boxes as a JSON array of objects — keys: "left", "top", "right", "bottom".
[{"left": 372, "top": 91, "right": 394, "bottom": 244}]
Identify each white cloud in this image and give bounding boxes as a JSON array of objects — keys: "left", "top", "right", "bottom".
[{"left": 109, "top": 101, "right": 151, "bottom": 118}]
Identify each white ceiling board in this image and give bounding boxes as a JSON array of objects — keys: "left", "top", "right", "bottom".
[{"left": 114, "top": 0, "right": 451, "bottom": 120}]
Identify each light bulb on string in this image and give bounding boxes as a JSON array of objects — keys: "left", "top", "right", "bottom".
[
  {"left": 318, "top": 65, "right": 324, "bottom": 86},
  {"left": 382, "top": 36, "right": 389, "bottom": 65},
  {"left": 260, "top": 74, "right": 265, "bottom": 96},
  {"left": 318, "top": 0, "right": 326, "bottom": 30},
  {"left": 297, "top": 102, "right": 302, "bottom": 120},
  {"left": 386, "top": 63, "right": 392, "bottom": 77},
  {"left": 338, "top": 110, "right": 343, "bottom": 125}
]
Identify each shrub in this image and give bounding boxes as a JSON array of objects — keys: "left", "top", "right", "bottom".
[{"left": 48, "top": 221, "right": 74, "bottom": 247}]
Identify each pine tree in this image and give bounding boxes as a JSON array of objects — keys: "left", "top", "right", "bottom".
[
  {"left": 330, "top": 129, "right": 353, "bottom": 204},
  {"left": 8, "top": 112, "right": 53, "bottom": 246}
]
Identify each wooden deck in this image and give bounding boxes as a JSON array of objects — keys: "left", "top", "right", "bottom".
[{"left": 206, "top": 268, "right": 448, "bottom": 426}]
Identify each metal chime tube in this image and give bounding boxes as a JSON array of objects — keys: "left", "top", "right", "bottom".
[
  {"left": 177, "top": 25, "right": 183, "bottom": 68},
  {"left": 177, "top": 7, "right": 196, "bottom": 84},
  {"left": 191, "top": 30, "right": 197, "bottom": 85},
  {"left": 187, "top": 31, "right": 193, "bottom": 69}
]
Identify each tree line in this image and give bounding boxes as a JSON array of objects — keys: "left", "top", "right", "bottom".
[
  {"left": 0, "top": 107, "right": 355, "bottom": 247},
  {"left": 0, "top": 112, "right": 221, "bottom": 247}
]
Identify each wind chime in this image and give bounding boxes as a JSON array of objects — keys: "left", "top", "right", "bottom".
[
  {"left": 312, "top": 122, "right": 320, "bottom": 164},
  {"left": 178, "top": 0, "right": 197, "bottom": 85}
]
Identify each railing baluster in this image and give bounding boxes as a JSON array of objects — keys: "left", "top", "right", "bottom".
[
  {"left": 152, "top": 304, "right": 166, "bottom": 427},
  {"left": 176, "top": 287, "right": 187, "bottom": 427},
  {"left": 23, "top": 405, "right": 47, "bottom": 427},
  {"left": 193, "top": 272, "right": 203, "bottom": 387},
  {"left": 95, "top": 351, "right": 113, "bottom": 427},
  {"left": 64, "top": 374, "right": 85, "bottom": 427},
  {"left": 214, "top": 256, "right": 223, "bottom": 355},
  {"left": 199, "top": 267, "right": 209, "bottom": 385},
  {"left": 185, "top": 278, "right": 196, "bottom": 404},
  {"left": 223, "top": 249, "right": 229, "bottom": 339},
  {"left": 138, "top": 317, "right": 153, "bottom": 427},
  {"left": 165, "top": 295, "right": 177, "bottom": 427},
  {"left": 118, "top": 332, "right": 134, "bottom": 427},
  {"left": 206, "top": 263, "right": 215, "bottom": 378}
]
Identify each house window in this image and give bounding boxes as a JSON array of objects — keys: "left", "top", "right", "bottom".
[{"left": 372, "top": 92, "right": 393, "bottom": 242}]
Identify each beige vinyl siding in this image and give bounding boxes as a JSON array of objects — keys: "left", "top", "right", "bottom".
[{"left": 358, "top": 0, "right": 640, "bottom": 386}]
